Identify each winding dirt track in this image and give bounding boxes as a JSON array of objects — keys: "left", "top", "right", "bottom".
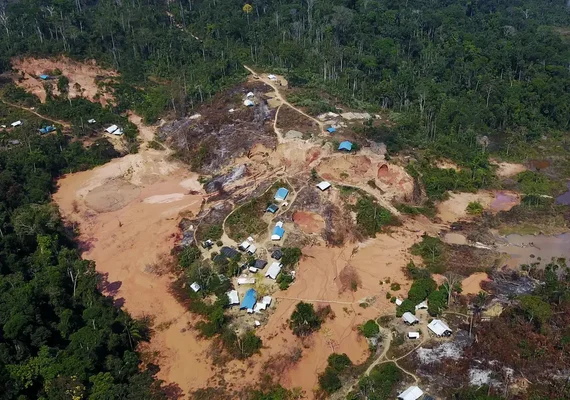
[{"left": 1, "top": 99, "right": 71, "bottom": 127}]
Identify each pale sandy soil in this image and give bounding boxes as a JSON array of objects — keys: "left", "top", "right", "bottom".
[
  {"left": 11, "top": 56, "right": 117, "bottom": 104},
  {"left": 437, "top": 192, "right": 494, "bottom": 223},
  {"left": 461, "top": 272, "right": 490, "bottom": 295},
  {"left": 316, "top": 150, "right": 414, "bottom": 204},
  {"left": 492, "top": 160, "right": 527, "bottom": 178},
  {"left": 437, "top": 190, "right": 521, "bottom": 223}
]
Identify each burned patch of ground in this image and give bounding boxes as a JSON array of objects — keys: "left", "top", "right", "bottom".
[
  {"left": 444, "top": 243, "right": 501, "bottom": 277},
  {"left": 159, "top": 82, "right": 277, "bottom": 174},
  {"left": 276, "top": 104, "right": 319, "bottom": 137}
]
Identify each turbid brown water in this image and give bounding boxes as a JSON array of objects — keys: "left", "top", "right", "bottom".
[{"left": 497, "top": 233, "right": 570, "bottom": 268}]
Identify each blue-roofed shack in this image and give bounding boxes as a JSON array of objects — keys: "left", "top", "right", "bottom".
[
  {"left": 338, "top": 141, "right": 353, "bottom": 151},
  {"left": 39, "top": 125, "right": 56, "bottom": 134},
  {"left": 240, "top": 288, "right": 257, "bottom": 309},
  {"left": 39, "top": 74, "right": 50, "bottom": 80},
  {"left": 271, "top": 226, "right": 285, "bottom": 240},
  {"left": 274, "top": 187, "right": 289, "bottom": 201},
  {"left": 266, "top": 204, "right": 279, "bottom": 213},
  {"left": 327, "top": 127, "right": 336, "bottom": 133}
]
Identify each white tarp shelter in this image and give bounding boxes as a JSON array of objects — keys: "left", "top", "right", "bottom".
[
  {"left": 112, "top": 128, "right": 123, "bottom": 136},
  {"left": 105, "top": 124, "right": 118, "bottom": 133},
  {"left": 237, "top": 277, "right": 256, "bottom": 285},
  {"left": 316, "top": 181, "right": 331, "bottom": 191},
  {"left": 415, "top": 301, "right": 428, "bottom": 311},
  {"left": 11, "top": 120, "right": 22, "bottom": 127},
  {"left": 261, "top": 296, "right": 272, "bottom": 306},
  {"left": 246, "top": 91, "right": 254, "bottom": 98},
  {"left": 88, "top": 119, "right": 96, "bottom": 124},
  {"left": 227, "top": 290, "right": 239, "bottom": 305},
  {"left": 265, "top": 262, "right": 282, "bottom": 280},
  {"left": 247, "top": 244, "right": 257, "bottom": 255},
  {"left": 428, "top": 319, "right": 452, "bottom": 336},
  {"left": 398, "top": 386, "right": 424, "bottom": 400},
  {"left": 408, "top": 332, "right": 420, "bottom": 339},
  {"left": 244, "top": 99, "right": 254, "bottom": 107},
  {"left": 402, "top": 312, "right": 419, "bottom": 325},
  {"left": 248, "top": 267, "right": 258, "bottom": 273},
  {"left": 239, "top": 240, "right": 250, "bottom": 250},
  {"left": 395, "top": 298, "right": 403, "bottom": 306},
  {"left": 190, "top": 282, "right": 201, "bottom": 292}
]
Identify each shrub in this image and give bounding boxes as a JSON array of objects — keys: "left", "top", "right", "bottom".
[
  {"left": 355, "top": 196, "right": 395, "bottom": 237},
  {"left": 281, "top": 247, "right": 302, "bottom": 267},
  {"left": 360, "top": 362, "right": 402, "bottom": 398},
  {"left": 222, "top": 329, "right": 262, "bottom": 359},
  {"left": 427, "top": 288, "right": 447, "bottom": 316},
  {"left": 178, "top": 246, "right": 202, "bottom": 268},
  {"left": 390, "top": 283, "right": 401, "bottom": 291},
  {"left": 390, "top": 296, "right": 397, "bottom": 303},
  {"left": 466, "top": 201, "right": 484, "bottom": 215},
  {"left": 202, "top": 224, "right": 223, "bottom": 241},
  {"left": 318, "top": 368, "right": 342, "bottom": 394},
  {"left": 216, "top": 240, "right": 223, "bottom": 247},
  {"left": 290, "top": 302, "right": 322, "bottom": 336},
  {"left": 408, "top": 278, "right": 437, "bottom": 304},
  {"left": 411, "top": 235, "right": 446, "bottom": 273},
  {"left": 277, "top": 273, "right": 294, "bottom": 290},
  {"left": 360, "top": 320, "right": 380, "bottom": 338},
  {"left": 327, "top": 353, "right": 352, "bottom": 373},
  {"left": 386, "top": 292, "right": 391, "bottom": 299}
]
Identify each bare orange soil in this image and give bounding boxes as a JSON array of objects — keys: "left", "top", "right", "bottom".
[
  {"left": 11, "top": 56, "right": 117, "bottom": 104},
  {"left": 437, "top": 190, "right": 521, "bottom": 223},
  {"left": 293, "top": 211, "right": 325, "bottom": 234}
]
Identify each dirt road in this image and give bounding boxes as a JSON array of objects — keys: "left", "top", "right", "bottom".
[
  {"left": 243, "top": 65, "right": 326, "bottom": 136},
  {"left": 1, "top": 99, "right": 71, "bottom": 128}
]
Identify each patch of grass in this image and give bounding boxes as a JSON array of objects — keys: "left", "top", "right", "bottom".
[
  {"left": 466, "top": 201, "right": 484, "bottom": 215},
  {"left": 354, "top": 195, "right": 398, "bottom": 238},
  {"left": 225, "top": 180, "right": 290, "bottom": 241},
  {"left": 410, "top": 234, "right": 446, "bottom": 274}
]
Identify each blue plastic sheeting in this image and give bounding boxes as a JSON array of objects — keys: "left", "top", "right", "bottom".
[
  {"left": 327, "top": 127, "right": 336, "bottom": 133},
  {"left": 240, "top": 288, "right": 257, "bottom": 309},
  {"left": 39, "top": 126, "right": 55, "bottom": 134},
  {"left": 272, "top": 226, "right": 285, "bottom": 238},
  {"left": 274, "top": 187, "right": 289, "bottom": 201},
  {"left": 338, "top": 141, "right": 353, "bottom": 151},
  {"left": 39, "top": 74, "right": 49, "bottom": 80},
  {"left": 266, "top": 204, "right": 279, "bottom": 213}
]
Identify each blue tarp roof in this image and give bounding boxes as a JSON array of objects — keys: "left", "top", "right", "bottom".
[
  {"left": 272, "top": 226, "right": 285, "bottom": 238},
  {"left": 327, "top": 127, "right": 336, "bottom": 133},
  {"left": 338, "top": 141, "right": 353, "bottom": 151},
  {"left": 240, "top": 288, "right": 257, "bottom": 309},
  {"left": 39, "top": 74, "right": 49, "bottom": 80},
  {"left": 39, "top": 126, "right": 55, "bottom": 134},
  {"left": 275, "top": 187, "right": 289, "bottom": 201}
]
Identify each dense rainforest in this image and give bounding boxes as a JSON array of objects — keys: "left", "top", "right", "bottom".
[{"left": 2, "top": 0, "right": 570, "bottom": 161}]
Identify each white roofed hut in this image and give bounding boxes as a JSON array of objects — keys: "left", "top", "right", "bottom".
[
  {"left": 265, "top": 262, "right": 282, "bottom": 280},
  {"left": 227, "top": 290, "right": 239, "bottom": 305},
  {"left": 428, "top": 319, "right": 452, "bottom": 337},
  {"left": 316, "top": 181, "right": 331, "bottom": 191},
  {"left": 398, "top": 386, "right": 424, "bottom": 400},
  {"left": 402, "top": 312, "right": 419, "bottom": 325},
  {"left": 190, "top": 282, "right": 201, "bottom": 292},
  {"left": 105, "top": 124, "right": 118, "bottom": 134}
]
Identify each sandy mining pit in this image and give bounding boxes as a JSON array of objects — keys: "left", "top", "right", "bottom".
[{"left": 11, "top": 56, "right": 117, "bottom": 104}]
